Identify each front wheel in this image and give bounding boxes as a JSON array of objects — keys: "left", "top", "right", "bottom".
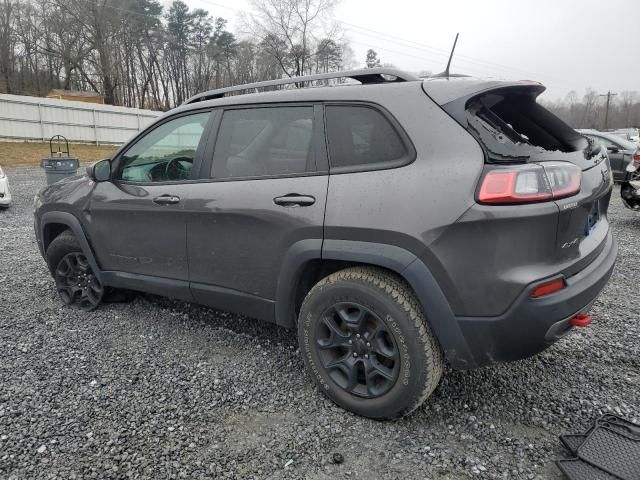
[
  {"left": 298, "top": 267, "right": 443, "bottom": 419},
  {"left": 46, "top": 231, "right": 104, "bottom": 311}
]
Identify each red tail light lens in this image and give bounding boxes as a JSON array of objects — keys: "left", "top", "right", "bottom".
[
  {"left": 478, "top": 162, "right": 581, "bottom": 205},
  {"left": 633, "top": 151, "right": 640, "bottom": 167}
]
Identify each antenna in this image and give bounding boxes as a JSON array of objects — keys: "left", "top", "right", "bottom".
[
  {"left": 444, "top": 33, "right": 459, "bottom": 77},
  {"left": 432, "top": 33, "right": 460, "bottom": 78}
]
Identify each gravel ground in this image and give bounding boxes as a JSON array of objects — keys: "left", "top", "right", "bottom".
[{"left": 1, "top": 167, "right": 638, "bottom": 480}]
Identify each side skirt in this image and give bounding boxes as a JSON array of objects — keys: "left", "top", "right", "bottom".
[{"left": 101, "top": 271, "right": 276, "bottom": 323}]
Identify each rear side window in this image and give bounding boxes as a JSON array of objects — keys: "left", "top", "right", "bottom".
[
  {"left": 325, "top": 105, "right": 408, "bottom": 170},
  {"left": 211, "top": 107, "right": 315, "bottom": 179}
]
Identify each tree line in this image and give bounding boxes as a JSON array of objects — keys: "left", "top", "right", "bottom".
[
  {"left": 1, "top": 0, "right": 639, "bottom": 128},
  {"left": 0, "top": 0, "right": 352, "bottom": 110},
  {"left": 541, "top": 89, "right": 640, "bottom": 130}
]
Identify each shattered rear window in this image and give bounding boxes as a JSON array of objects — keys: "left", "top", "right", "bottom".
[{"left": 466, "top": 91, "right": 586, "bottom": 163}]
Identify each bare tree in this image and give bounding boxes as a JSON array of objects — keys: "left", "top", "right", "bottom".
[
  {"left": 243, "top": 0, "right": 340, "bottom": 78},
  {"left": 3, "top": 0, "right": 350, "bottom": 108},
  {"left": 541, "top": 88, "right": 640, "bottom": 129},
  {"left": 619, "top": 91, "right": 638, "bottom": 127},
  {"left": 565, "top": 90, "right": 579, "bottom": 126},
  {"left": 0, "top": 0, "right": 17, "bottom": 92},
  {"left": 582, "top": 88, "right": 600, "bottom": 128}
]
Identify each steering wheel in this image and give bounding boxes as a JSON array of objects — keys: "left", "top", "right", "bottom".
[{"left": 164, "top": 157, "right": 192, "bottom": 181}]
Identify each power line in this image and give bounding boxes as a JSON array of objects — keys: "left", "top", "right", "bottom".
[
  {"left": 341, "top": 21, "right": 538, "bottom": 76},
  {"left": 338, "top": 23, "right": 578, "bottom": 89},
  {"left": 201, "top": 2, "right": 551, "bottom": 79},
  {"left": 198, "top": 0, "right": 552, "bottom": 79},
  {"left": 79, "top": 0, "right": 576, "bottom": 90}
]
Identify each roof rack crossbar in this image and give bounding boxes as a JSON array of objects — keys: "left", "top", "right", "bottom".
[{"left": 184, "top": 68, "right": 419, "bottom": 105}]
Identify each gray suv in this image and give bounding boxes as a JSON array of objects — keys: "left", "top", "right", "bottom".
[{"left": 34, "top": 68, "right": 617, "bottom": 419}]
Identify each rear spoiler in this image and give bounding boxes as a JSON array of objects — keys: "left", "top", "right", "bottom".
[
  {"left": 423, "top": 78, "right": 592, "bottom": 164},
  {"left": 422, "top": 77, "right": 545, "bottom": 107}
]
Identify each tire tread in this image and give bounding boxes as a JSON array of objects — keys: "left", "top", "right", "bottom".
[
  {"left": 45, "top": 230, "right": 79, "bottom": 273},
  {"left": 302, "top": 266, "right": 444, "bottom": 418}
]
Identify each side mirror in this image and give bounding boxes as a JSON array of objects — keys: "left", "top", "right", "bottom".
[
  {"left": 607, "top": 146, "right": 620, "bottom": 154},
  {"left": 87, "top": 158, "right": 112, "bottom": 182}
]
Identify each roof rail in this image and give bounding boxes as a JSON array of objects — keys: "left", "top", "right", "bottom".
[{"left": 184, "top": 68, "right": 419, "bottom": 105}]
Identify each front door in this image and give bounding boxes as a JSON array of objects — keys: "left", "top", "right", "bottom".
[
  {"left": 89, "top": 110, "right": 213, "bottom": 282},
  {"left": 185, "top": 105, "right": 328, "bottom": 319}
]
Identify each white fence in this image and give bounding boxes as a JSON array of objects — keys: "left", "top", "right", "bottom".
[{"left": 0, "top": 94, "right": 161, "bottom": 145}]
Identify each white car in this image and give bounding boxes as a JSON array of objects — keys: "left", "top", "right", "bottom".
[
  {"left": 609, "top": 128, "right": 640, "bottom": 147},
  {"left": 0, "top": 165, "right": 12, "bottom": 208}
]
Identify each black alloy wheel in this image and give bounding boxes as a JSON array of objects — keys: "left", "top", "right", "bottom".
[
  {"left": 298, "top": 267, "right": 444, "bottom": 419},
  {"left": 54, "top": 252, "right": 104, "bottom": 311},
  {"left": 315, "top": 302, "right": 400, "bottom": 398}
]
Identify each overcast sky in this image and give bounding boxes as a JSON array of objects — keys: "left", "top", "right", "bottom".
[{"left": 189, "top": 0, "right": 639, "bottom": 100}]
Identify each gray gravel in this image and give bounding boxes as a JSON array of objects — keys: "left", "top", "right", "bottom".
[{"left": 1, "top": 166, "right": 638, "bottom": 480}]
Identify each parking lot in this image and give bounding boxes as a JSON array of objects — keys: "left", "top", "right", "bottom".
[{"left": 1, "top": 166, "right": 638, "bottom": 479}]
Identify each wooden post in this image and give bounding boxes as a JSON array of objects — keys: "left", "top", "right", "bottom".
[
  {"left": 92, "top": 109, "right": 99, "bottom": 146},
  {"left": 37, "top": 103, "right": 45, "bottom": 141}
]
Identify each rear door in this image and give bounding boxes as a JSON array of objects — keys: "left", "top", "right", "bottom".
[{"left": 185, "top": 104, "right": 328, "bottom": 319}]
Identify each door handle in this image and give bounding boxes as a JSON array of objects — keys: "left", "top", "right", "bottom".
[
  {"left": 273, "top": 194, "right": 316, "bottom": 207},
  {"left": 153, "top": 194, "right": 180, "bottom": 205}
]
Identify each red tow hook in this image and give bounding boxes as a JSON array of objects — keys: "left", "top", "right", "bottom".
[{"left": 569, "top": 313, "right": 592, "bottom": 328}]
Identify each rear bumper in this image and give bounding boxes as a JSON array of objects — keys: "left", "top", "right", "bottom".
[{"left": 454, "top": 231, "right": 617, "bottom": 367}]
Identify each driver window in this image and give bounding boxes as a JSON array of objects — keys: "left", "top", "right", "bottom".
[{"left": 118, "top": 111, "right": 211, "bottom": 182}]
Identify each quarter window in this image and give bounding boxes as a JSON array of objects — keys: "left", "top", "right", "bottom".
[
  {"left": 211, "top": 107, "right": 315, "bottom": 179},
  {"left": 325, "top": 105, "right": 408, "bottom": 169},
  {"left": 118, "top": 112, "right": 211, "bottom": 182}
]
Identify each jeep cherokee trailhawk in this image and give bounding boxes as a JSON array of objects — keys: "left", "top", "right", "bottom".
[{"left": 34, "top": 68, "right": 617, "bottom": 418}]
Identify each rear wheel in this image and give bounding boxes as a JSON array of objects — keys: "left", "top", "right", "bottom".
[
  {"left": 298, "top": 266, "right": 443, "bottom": 419},
  {"left": 46, "top": 231, "right": 104, "bottom": 311}
]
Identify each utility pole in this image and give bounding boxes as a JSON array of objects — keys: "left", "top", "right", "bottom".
[{"left": 599, "top": 91, "right": 617, "bottom": 130}]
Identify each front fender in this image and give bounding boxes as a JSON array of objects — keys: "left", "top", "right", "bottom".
[{"left": 39, "top": 211, "right": 102, "bottom": 282}]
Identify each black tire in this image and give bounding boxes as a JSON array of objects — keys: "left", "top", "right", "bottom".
[
  {"left": 298, "top": 266, "right": 443, "bottom": 419},
  {"left": 46, "top": 231, "right": 104, "bottom": 311}
]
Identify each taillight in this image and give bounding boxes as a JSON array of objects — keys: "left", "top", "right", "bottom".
[
  {"left": 633, "top": 151, "right": 640, "bottom": 167},
  {"left": 478, "top": 162, "right": 581, "bottom": 205}
]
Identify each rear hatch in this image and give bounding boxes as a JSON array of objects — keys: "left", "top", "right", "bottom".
[{"left": 425, "top": 78, "right": 612, "bottom": 276}]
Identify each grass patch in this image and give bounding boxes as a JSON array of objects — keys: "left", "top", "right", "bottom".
[{"left": 0, "top": 142, "right": 118, "bottom": 167}]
